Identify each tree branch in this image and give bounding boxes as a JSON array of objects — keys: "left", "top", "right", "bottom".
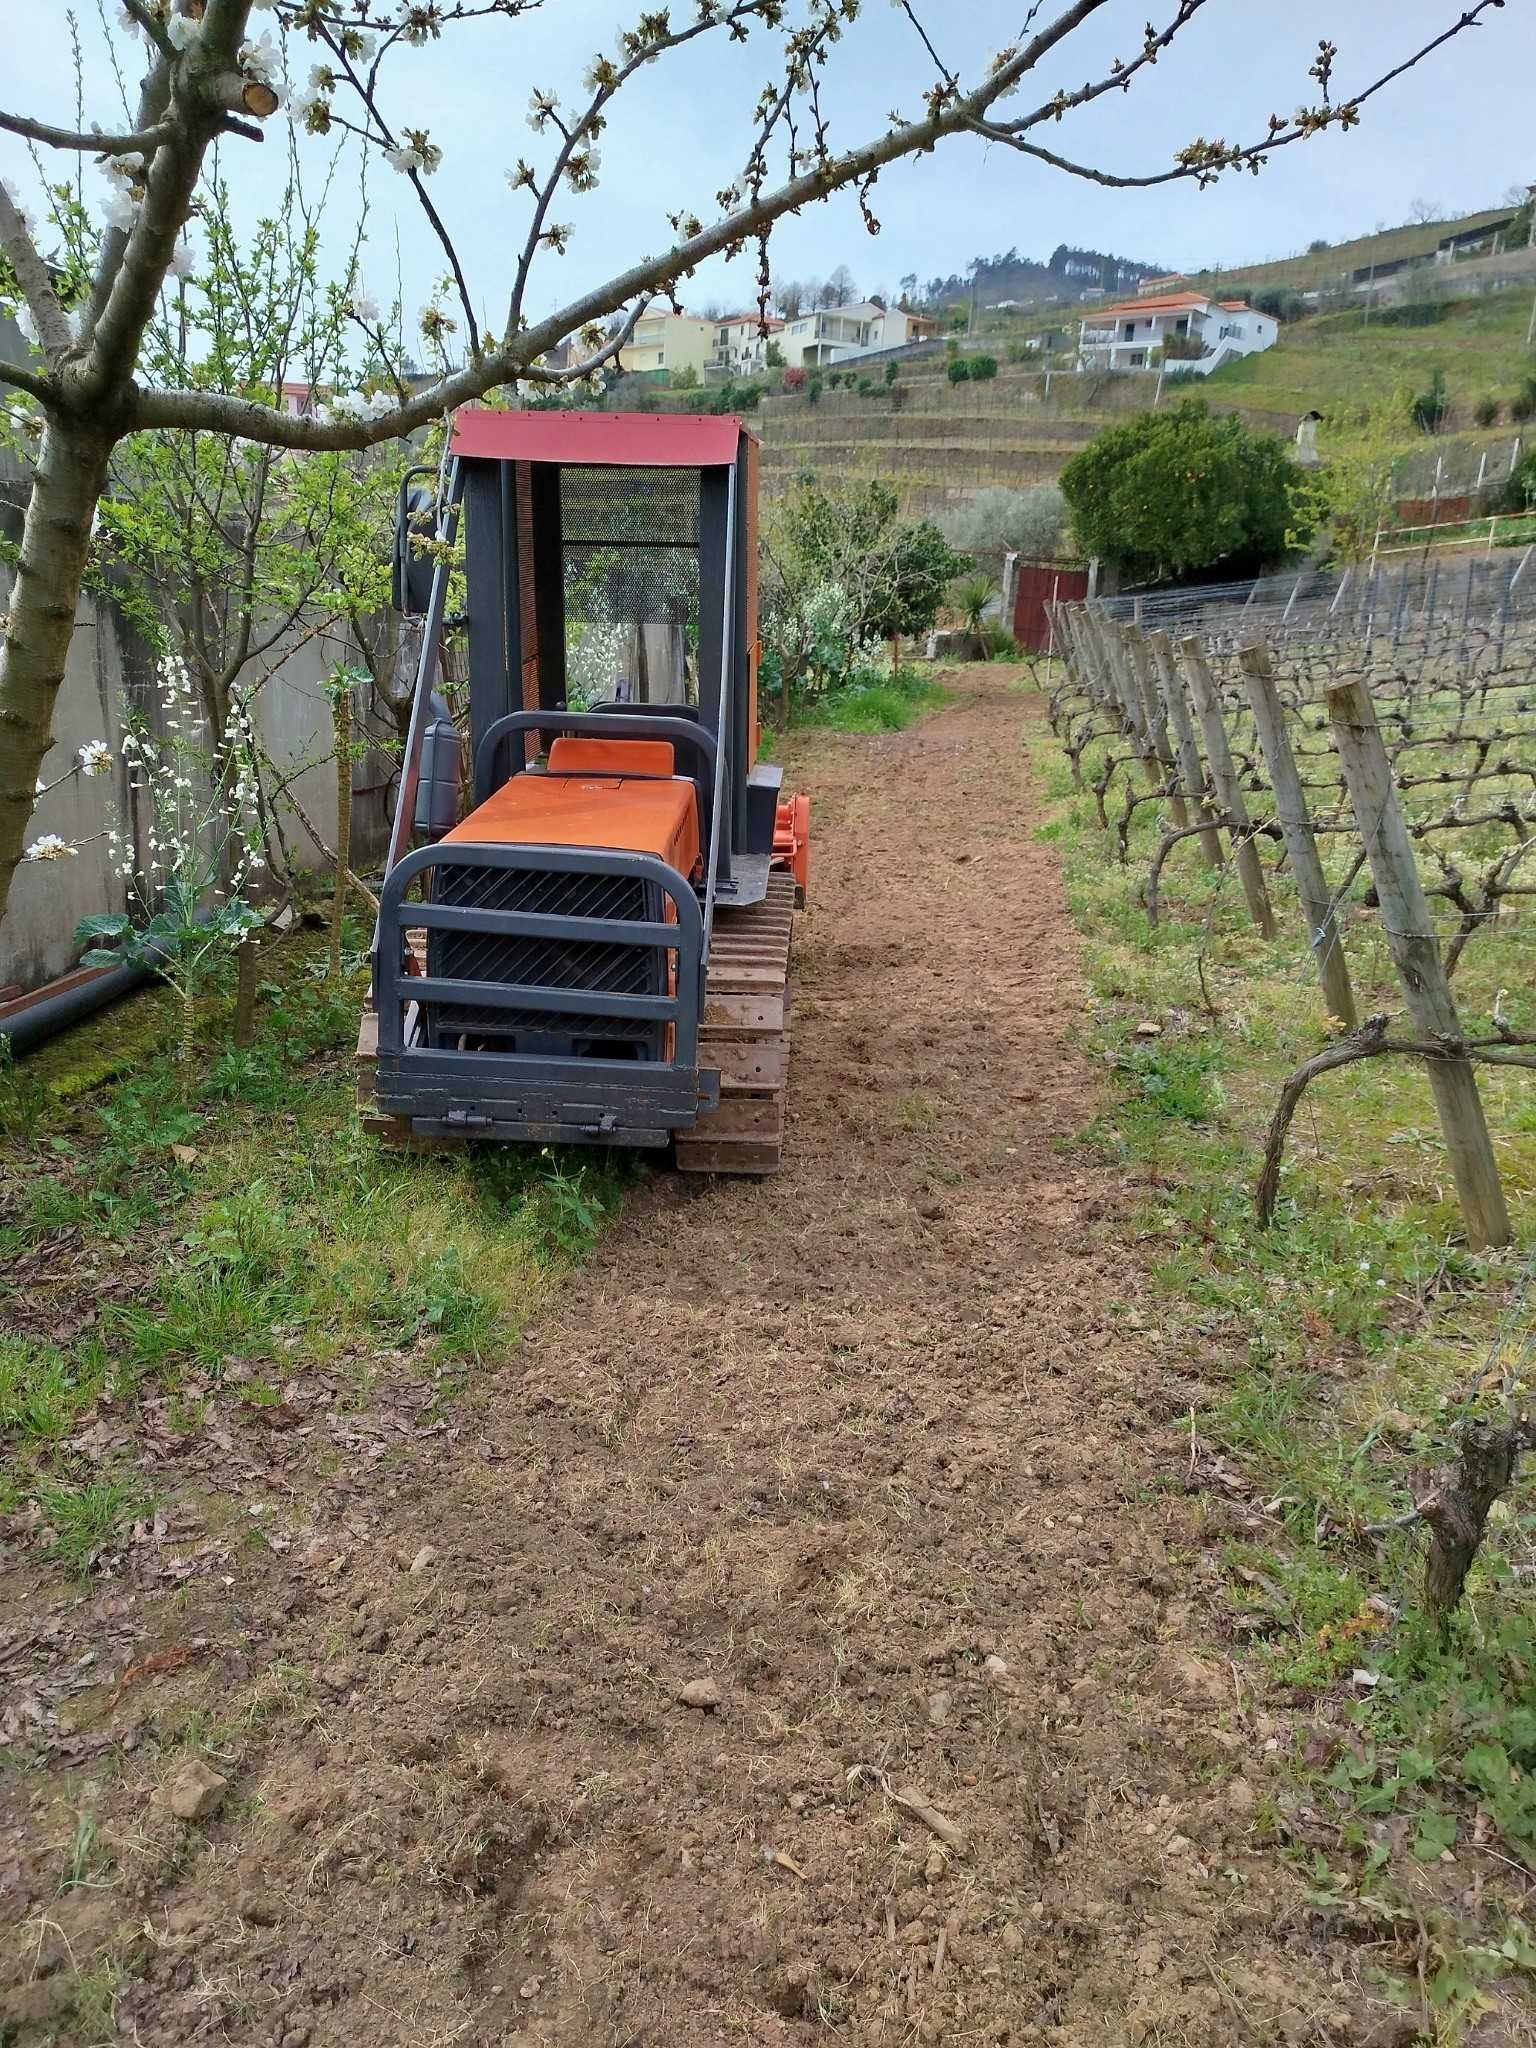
[
  {"left": 0, "top": 183, "right": 74, "bottom": 360},
  {"left": 0, "top": 357, "right": 58, "bottom": 405},
  {"left": 0, "top": 111, "right": 176, "bottom": 155}
]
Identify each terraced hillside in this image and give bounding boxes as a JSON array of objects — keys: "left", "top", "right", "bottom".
[{"left": 756, "top": 361, "right": 1300, "bottom": 516}]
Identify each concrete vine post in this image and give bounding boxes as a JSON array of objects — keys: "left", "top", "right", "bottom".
[
  {"left": 1176, "top": 638, "right": 1277, "bottom": 939},
  {"left": 1239, "top": 644, "right": 1359, "bottom": 1028},
  {"left": 1326, "top": 677, "right": 1511, "bottom": 1251}
]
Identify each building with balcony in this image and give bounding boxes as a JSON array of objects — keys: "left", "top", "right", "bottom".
[{"left": 1076, "top": 291, "right": 1277, "bottom": 374}]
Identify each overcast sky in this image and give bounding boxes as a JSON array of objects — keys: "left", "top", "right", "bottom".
[{"left": 3, "top": 1, "right": 1530, "bottom": 347}]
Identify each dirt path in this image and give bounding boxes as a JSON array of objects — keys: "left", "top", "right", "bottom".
[{"left": 49, "top": 671, "right": 1379, "bottom": 2046}]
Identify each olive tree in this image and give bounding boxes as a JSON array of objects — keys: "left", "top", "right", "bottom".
[{"left": 0, "top": 0, "right": 1508, "bottom": 926}]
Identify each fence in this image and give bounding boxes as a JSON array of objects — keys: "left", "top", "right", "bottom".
[{"left": 1047, "top": 554, "right": 1536, "bottom": 1249}]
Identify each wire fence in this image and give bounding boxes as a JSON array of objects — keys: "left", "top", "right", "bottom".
[{"left": 1046, "top": 554, "right": 1536, "bottom": 1246}]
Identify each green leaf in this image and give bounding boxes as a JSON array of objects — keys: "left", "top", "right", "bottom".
[
  {"left": 73, "top": 913, "right": 131, "bottom": 943},
  {"left": 1413, "top": 1808, "right": 1458, "bottom": 1861},
  {"left": 79, "top": 947, "right": 124, "bottom": 968}
]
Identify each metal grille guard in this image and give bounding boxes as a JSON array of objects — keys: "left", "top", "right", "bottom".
[{"left": 372, "top": 843, "right": 717, "bottom": 1143}]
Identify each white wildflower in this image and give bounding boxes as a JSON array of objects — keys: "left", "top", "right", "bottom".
[
  {"left": 117, "top": 3, "right": 140, "bottom": 34},
  {"left": 25, "top": 834, "right": 77, "bottom": 861},
  {"left": 1, "top": 175, "right": 36, "bottom": 236},
  {"left": 166, "top": 12, "right": 199, "bottom": 50},
  {"left": 14, "top": 304, "right": 38, "bottom": 346},
  {"left": 78, "top": 740, "right": 112, "bottom": 776},
  {"left": 349, "top": 291, "right": 381, "bottom": 325},
  {"left": 350, "top": 30, "right": 378, "bottom": 60},
  {"left": 527, "top": 87, "right": 558, "bottom": 132},
  {"left": 35, "top": 777, "right": 47, "bottom": 794},
  {"left": 168, "top": 240, "right": 195, "bottom": 279}
]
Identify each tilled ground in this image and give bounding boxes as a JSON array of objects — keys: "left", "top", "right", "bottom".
[{"left": 4, "top": 673, "right": 1415, "bottom": 2046}]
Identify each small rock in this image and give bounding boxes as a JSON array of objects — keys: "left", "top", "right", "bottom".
[
  {"left": 677, "top": 1677, "right": 722, "bottom": 1711},
  {"left": 983, "top": 1654, "right": 1009, "bottom": 1679},
  {"left": 916, "top": 1200, "right": 944, "bottom": 1222},
  {"left": 518, "top": 1976, "right": 542, "bottom": 2000},
  {"left": 319, "top": 1662, "right": 356, "bottom": 1694},
  {"left": 1133, "top": 1020, "right": 1163, "bottom": 1038},
  {"left": 923, "top": 1847, "right": 946, "bottom": 1883},
  {"left": 927, "top": 1691, "right": 952, "bottom": 1728},
  {"left": 408, "top": 1545, "right": 440, "bottom": 1576},
  {"left": 1000, "top": 1923, "right": 1024, "bottom": 1955},
  {"left": 238, "top": 1893, "right": 280, "bottom": 1926},
  {"left": 163, "top": 1758, "right": 228, "bottom": 1822}
]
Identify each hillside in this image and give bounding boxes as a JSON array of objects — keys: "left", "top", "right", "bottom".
[
  {"left": 756, "top": 285, "right": 1534, "bottom": 516},
  {"left": 1189, "top": 207, "right": 1522, "bottom": 295}
]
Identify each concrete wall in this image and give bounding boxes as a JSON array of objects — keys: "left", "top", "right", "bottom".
[{"left": 1, "top": 571, "right": 398, "bottom": 994}]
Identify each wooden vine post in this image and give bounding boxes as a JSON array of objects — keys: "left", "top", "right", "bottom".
[
  {"left": 1326, "top": 677, "right": 1511, "bottom": 1251},
  {"left": 329, "top": 675, "right": 354, "bottom": 986},
  {"left": 1122, "top": 627, "right": 1188, "bottom": 827},
  {"left": 1176, "top": 637, "right": 1277, "bottom": 939},
  {"left": 1239, "top": 644, "right": 1359, "bottom": 1028},
  {"left": 1146, "top": 629, "right": 1221, "bottom": 866}
]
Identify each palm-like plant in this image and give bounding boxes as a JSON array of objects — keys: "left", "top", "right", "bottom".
[{"left": 953, "top": 573, "right": 996, "bottom": 638}]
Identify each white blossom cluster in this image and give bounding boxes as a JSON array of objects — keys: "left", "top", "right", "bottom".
[
  {"left": 384, "top": 129, "right": 442, "bottom": 176},
  {"left": 24, "top": 834, "right": 78, "bottom": 862},
  {"left": 107, "top": 659, "right": 265, "bottom": 893},
  {"left": 314, "top": 387, "right": 397, "bottom": 425}
]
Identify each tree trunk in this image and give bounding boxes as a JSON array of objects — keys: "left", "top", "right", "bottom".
[
  {"left": 0, "top": 420, "right": 113, "bottom": 927},
  {"left": 233, "top": 933, "right": 259, "bottom": 1046},
  {"left": 329, "top": 682, "right": 353, "bottom": 984},
  {"left": 1421, "top": 1422, "right": 1526, "bottom": 1626}
]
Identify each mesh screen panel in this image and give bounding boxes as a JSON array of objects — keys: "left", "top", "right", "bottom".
[
  {"left": 425, "top": 865, "right": 667, "bottom": 1049},
  {"left": 559, "top": 465, "right": 701, "bottom": 629}
]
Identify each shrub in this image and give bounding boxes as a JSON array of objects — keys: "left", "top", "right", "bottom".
[
  {"left": 884, "top": 359, "right": 899, "bottom": 386},
  {"left": 782, "top": 366, "right": 807, "bottom": 393},
  {"left": 939, "top": 484, "right": 1066, "bottom": 562},
  {"left": 947, "top": 357, "right": 971, "bottom": 384},
  {"left": 856, "top": 376, "right": 874, "bottom": 395},
  {"left": 969, "top": 354, "right": 998, "bottom": 381},
  {"left": 952, "top": 572, "right": 995, "bottom": 636},
  {"left": 806, "top": 375, "right": 822, "bottom": 405},
  {"left": 1509, "top": 376, "right": 1536, "bottom": 425},
  {"left": 1412, "top": 367, "right": 1449, "bottom": 433},
  {"left": 671, "top": 363, "right": 699, "bottom": 391},
  {"left": 1060, "top": 397, "right": 1301, "bottom": 582},
  {"left": 1474, "top": 394, "right": 1501, "bottom": 428},
  {"left": 765, "top": 340, "right": 785, "bottom": 369},
  {"left": 1498, "top": 449, "right": 1536, "bottom": 513}
]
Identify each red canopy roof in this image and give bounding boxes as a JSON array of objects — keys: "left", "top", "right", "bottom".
[{"left": 450, "top": 409, "right": 750, "bottom": 467}]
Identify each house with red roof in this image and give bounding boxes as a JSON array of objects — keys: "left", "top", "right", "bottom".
[{"left": 1076, "top": 290, "right": 1277, "bottom": 375}]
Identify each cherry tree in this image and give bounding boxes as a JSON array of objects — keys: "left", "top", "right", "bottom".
[{"left": 0, "top": 0, "right": 1508, "bottom": 928}]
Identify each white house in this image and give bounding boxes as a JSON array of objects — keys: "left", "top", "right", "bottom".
[
  {"left": 778, "top": 300, "right": 938, "bottom": 369},
  {"left": 1076, "top": 291, "right": 1277, "bottom": 375},
  {"left": 710, "top": 313, "right": 784, "bottom": 377}
]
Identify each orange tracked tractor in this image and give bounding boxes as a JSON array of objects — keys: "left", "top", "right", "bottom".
[{"left": 357, "top": 411, "right": 808, "bottom": 1173}]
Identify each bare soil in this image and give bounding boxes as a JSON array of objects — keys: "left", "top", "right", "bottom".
[{"left": 3, "top": 671, "right": 1418, "bottom": 2046}]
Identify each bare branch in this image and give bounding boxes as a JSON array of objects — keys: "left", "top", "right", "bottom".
[
  {"left": 0, "top": 111, "right": 176, "bottom": 155},
  {"left": 0, "top": 357, "right": 57, "bottom": 405},
  {"left": 0, "top": 183, "right": 73, "bottom": 359}
]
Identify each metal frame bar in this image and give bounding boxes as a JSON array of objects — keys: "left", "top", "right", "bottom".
[
  {"left": 473, "top": 707, "right": 718, "bottom": 816},
  {"left": 373, "top": 841, "right": 705, "bottom": 1067},
  {"left": 385, "top": 458, "right": 465, "bottom": 878}
]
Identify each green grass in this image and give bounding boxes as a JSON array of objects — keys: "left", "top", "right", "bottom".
[
  {"left": 1203, "top": 291, "right": 1534, "bottom": 428},
  {"left": 0, "top": 924, "right": 626, "bottom": 1552},
  {"left": 800, "top": 663, "right": 949, "bottom": 732},
  {"left": 1033, "top": 696, "right": 1536, "bottom": 2020}
]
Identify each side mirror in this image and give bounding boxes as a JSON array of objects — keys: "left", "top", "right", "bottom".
[{"left": 392, "top": 466, "right": 438, "bottom": 615}]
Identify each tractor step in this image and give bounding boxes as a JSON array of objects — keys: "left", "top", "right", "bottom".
[{"left": 675, "top": 870, "right": 796, "bottom": 1177}]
